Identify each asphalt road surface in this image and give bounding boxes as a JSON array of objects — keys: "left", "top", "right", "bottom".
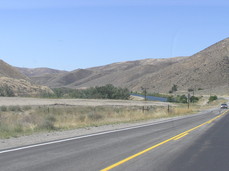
[{"left": 0, "top": 108, "right": 228, "bottom": 171}]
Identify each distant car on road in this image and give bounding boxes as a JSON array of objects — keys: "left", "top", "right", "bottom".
[{"left": 220, "top": 104, "right": 228, "bottom": 109}]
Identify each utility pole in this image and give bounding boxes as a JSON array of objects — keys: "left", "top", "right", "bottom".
[
  {"left": 141, "top": 87, "right": 148, "bottom": 101},
  {"left": 187, "top": 93, "right": 190, "bottom": 109}
]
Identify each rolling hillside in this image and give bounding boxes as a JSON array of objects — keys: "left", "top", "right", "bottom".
[
  {"left": 18, "top": 67, "right": 67, "bottom": 85},
  {"left": 137, "top": 37, "right": 229, "bottom": 94},
  {"left": 0, "top": 60, "right": 29, "bottom": 80},
  {"left": 0, "top": 60, "right": 53, "bottom": 96},
  {"left": 48, "top": 57, "right": 185, "bottom": 88},
  {"left": 17, "top": 37, "right": 229, "bottom": 95}
]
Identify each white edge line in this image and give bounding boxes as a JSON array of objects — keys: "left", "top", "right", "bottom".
[{"left": 0, "top": 109, "right": 220, "bottom": 154}]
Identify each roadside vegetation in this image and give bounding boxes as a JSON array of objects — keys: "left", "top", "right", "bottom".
[
  {"left": 167, "top": 95, "right": 200, "bottom": 103},
  {"left": 0, "top": 96, "right": 225, "bottom": 139},
  {"left": 208, "top": 95, "right": 218, "bottom": 103}
]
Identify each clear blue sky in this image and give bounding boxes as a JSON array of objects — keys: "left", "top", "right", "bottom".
[{"left": 0, "top": 0, "right": 229, "bottom": 71}]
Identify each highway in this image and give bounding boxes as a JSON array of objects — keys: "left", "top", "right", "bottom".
[{"left": 0, "top": 108, "right": 228, "bottom": 171}]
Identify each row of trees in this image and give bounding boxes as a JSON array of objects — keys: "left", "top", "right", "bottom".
[
  {"left": 169, "top": 84, "right": 204, "bottom": 94},
  {"left": 167, "top": 95, "right": 200, "bottom": 103},
  {"left": 167, "top": 94, "right": 218, "bottom": 104},
  {"left": 42, "top": 84, "right": 130, "bottom": 100}
]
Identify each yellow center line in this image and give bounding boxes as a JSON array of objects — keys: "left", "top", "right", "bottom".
[
  {"left": 173, "top": 132, "right": 189, "bottom": 140},
  {"left": 172, "top": 132, "right": 188, "bottom": 139},
  {"left": 100, "top": 109, "right": 229, "bottom": 171}
]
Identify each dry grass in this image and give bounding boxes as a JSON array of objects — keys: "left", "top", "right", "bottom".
[{"left": 0, "top": 98, "right": 224, "bottom": 139}]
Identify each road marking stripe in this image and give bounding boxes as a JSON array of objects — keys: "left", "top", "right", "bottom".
[
  {"left": 100, "top": 137, "right": 175, "bottom": 171},
  {"left": 101, "top": 110, "right": 229, "bottom": 171},
  {"left": 172, "top": 132, "right": 188, "bottom": 139},
  {"left": 174, "top": 133, "right": 189, "bottom": 140}
]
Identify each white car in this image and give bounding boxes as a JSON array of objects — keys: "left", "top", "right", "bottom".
[{"left": 220, "top": 104, "right": 228, "bottom": 109}]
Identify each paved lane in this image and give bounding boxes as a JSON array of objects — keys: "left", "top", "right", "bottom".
[
  {"left": 0, "top": 108, "right": 226, "bottom": 171},
  {"left": 168, "top": 111, "right": 229, "bottom": 171}
]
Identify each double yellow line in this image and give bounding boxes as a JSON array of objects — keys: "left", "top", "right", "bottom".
[{"left": 101, "top": 110, "right": 229, "bottom": 171}]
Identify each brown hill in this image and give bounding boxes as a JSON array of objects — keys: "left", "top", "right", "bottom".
[
  {"left": 45, "top": 57, "right": 185, "bottom": 89},
  {"left": 0, "top": 60, "right": 53, "bottom": 96},
  {"left": 16, "top": 37, "right": 229, "bottom": 95},
  {"left": 137, "top": 38, "right": 229, "bottom": 95},
  {"left": 17, "top": 67, "right": 68, "bottom": 85},
  {"left": 0, "top": 60, "right": 29, "bottom": 80}
]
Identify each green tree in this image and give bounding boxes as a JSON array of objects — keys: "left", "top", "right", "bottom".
[
  {"left": 177, "top": 95, "right": 187, "bottom": 103},
  {"left": 169, "top": 84, "right": 178, "bottom": 93},
  {"left": 208, "top": 95, "right": 217, "bottom": 102},
  {"left": 190, "top": 96, "right": 199, "bottom": 103},
  {"left": 172, "top": 84, "right": 178, "bottom": 92},
  {"left": 53, "top": 88, "right": 64, "bottom": 98},
  {"left": 167, "top": 96, "right": 175, "bottom": 102}
]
